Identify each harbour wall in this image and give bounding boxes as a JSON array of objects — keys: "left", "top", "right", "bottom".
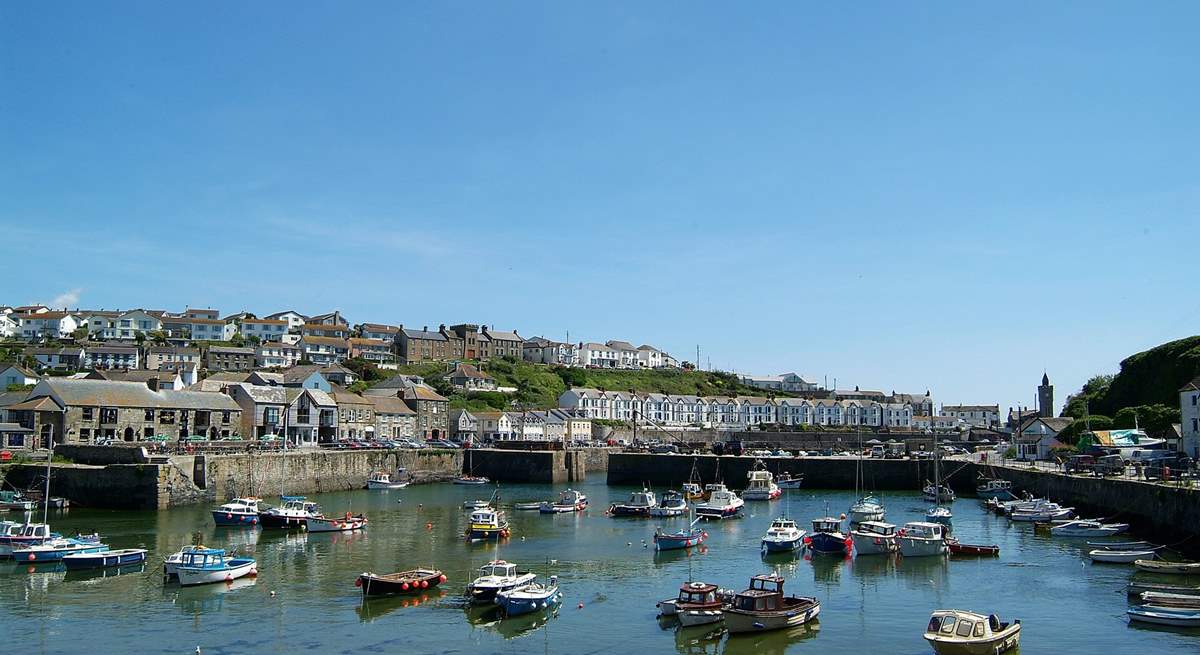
[
  {"left": 3, "top": 463, "right": 166, "bottom": 510},
  {"left": 605, "top": 453, "right": 976, "bottom": 490}
]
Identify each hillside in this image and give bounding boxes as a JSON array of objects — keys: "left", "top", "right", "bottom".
[
  {"left": 383, "top": 358, "right": 791, "bottom": 412},
  {"left": 1060, "top": 335, "right": 1199, "bottom": 437}
]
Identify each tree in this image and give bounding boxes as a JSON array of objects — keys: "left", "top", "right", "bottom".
[
  {"left": 134, "top": 332, "right": 146, "bottom": 346},
  {"left": 230, "top": 333, "right": 246, "bottom": 347},
  {"left": 247, "top": 335, "right": 261, "bottom": 346}
]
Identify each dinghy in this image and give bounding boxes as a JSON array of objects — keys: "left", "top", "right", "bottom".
[
  {"left": 1050, "top": 520, "right": 1129, "bottom": 537},
  {"left": 1134, "top": 560, "right": 1200, "bottom": 575},
  {"left": 174, "top": 548, "right": 256, "bottom": 586},
  {"left": 1089, "top": 549, "right": 1156, "bottom": 564},
  {"left": 1127, "top": 605, "right": 1200, "bottom": 628},
  {"left": 495, "top": 576, "right": 562, "bottom": 616},
  {"left": 1138, "top": 591, "right": 1200, "bottom": 609},
  {"left": 357, "top": 569, "right": 446, "bottom": 596},
  {"left": 63, "top": 548, "right": 147, "bottom": 570},
  {"left": 1088, "top": 540, "right": 1156, "bottom": 550},
  {"left": 1127, "top": 581, "right": 1200, "bottom": 597},
  {"left": 924, "top": 609, "right": 1021, "bottom": 655}
]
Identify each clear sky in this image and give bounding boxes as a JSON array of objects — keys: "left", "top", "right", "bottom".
[{"left": 2, "top": 2, "right": 1197, "bottom": 413}]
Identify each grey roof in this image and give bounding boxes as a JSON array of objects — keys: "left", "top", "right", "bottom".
[
  {"left": 231, "top": 383, "right": 288, "bottom": 404},
  {"left": 636, "top": 344, "right": 661, "bottom": 352},
  {"left": 0, "top": 423, "right": 32, "bottom": 434},
  {"left": 0, "top": 391, "right": 29, "bottom": 408},
  {"left": 485, "top": 329, "right": 522, "bottom": 342},
  {"left": 85, "top": 345, "right": 138, "bottom": 355},
  {"left": 402, "top": 328, "right": 446, "bottom": 341},
  {"left": 368, "top": 395, "right": 415, "bottom": 415},
  {"left": 34, "top": 379, "right": 238, "bottom": 410},
  {"left": 208, "top": 346, "right": 255, "bottom": 355},
  {"left": 605, "top": 340, "right": 637, "bottom": 351},
  {"left": 148, "top": 346, "right": 200, "bottom": 355}
]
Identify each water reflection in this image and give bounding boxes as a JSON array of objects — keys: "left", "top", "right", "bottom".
[
  {"left": 672, "top": 623, "right": 723, "bottom": 655},
  {"left": 464, "top": 601, "right": 561, "bottom": 639},
  {"left": 893, "top": 554, "right": 951, "bottom": 592},
  {"left": 356, "top": 589, "right": 445, "bottom": 623},
  {"left": 167, "top": 577, "right": 257, "bottom": 615},
  {"left": 808, "top": 553, "right": 851, "bottom": 586},
  {"left": 63, "top": 562, "right": 147, "bottom": 584},
  {"left": 653, "top": 545, "right": 710, "bottom": 568},
  {"left": 723, "top": 622, "right": 819, "bottom": 655}
]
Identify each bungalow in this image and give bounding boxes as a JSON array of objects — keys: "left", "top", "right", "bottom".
[
  {"left": 239, "top": 318, "right": 289, "bottom": 342},
  {"left": 1016, "top": 417, "right": 1075, "bottom": 460},
  {"left": 448, "top": 362, "right": 496, "bottom": 391},
  {"left": 17, "top": 312, "right": 80, "bottom": 340},
  {"left": 0, "top": 364, "right": 38, "bottom": 388}
]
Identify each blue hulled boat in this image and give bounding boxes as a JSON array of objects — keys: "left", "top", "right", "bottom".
[
  {"left": 212, "top": 497, "right": 262, "bottom": 527},
  {"left": 653, "top": 521, "right": 708, "bottom": 551},
  {"left": 808, "top": 517, "right": 850, "bottom": 555},
  {"left": 63, "top": 548, "right": 147, "bottom": 570},
  {"left": 13, "top": 538, "right": 109, "bottom": 563},
  {"left": 761, "top": 518, "right": 806, "bottom": 554},
  {"left": 495, "top": 576, "right": 563, "bottom": 616}
]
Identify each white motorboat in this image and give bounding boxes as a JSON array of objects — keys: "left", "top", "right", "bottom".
[
  {"left": 1009, "top": 504, "right": 1073, "bottom": 522},
  {"left": 463, "top": 499, "right": 491, "bottom": 510},
  {"left": 851, "top": 521, "right": 898, "bottom": 556},
  {"left": 925, "top": 609, "right": 1021, "bottom": 655},
  {"left": 695, "top": 485, "right": 744, "bottom": 520},
  {"left": 926, "top": 505, "right": 953, "bottom": 525},
  {"left": 212, "top": 497, "right": 262, "bottom": 527},
  {"left": 648, "top": 490, "right": 687, "bottom": 517},
  {"left": 776, "top": 473, "right": 804, "bottom": 489},
  {"left": 174, "top": 548, "right": 257, "bottom": 587},
  {"left": 1127, "top": 605, "right": 1200, "bottom": 627},
  {"left": 163, "top": 545, "right": 209, "bottom": 579},
  {"left": 466, "top": 559, "right": 535, "bottom": 604},
  {"left": 258, "top": 496, "right": 321, "bottom": 529},
  {"left": 742, "top": 462, "right": 781, "bottom": 501},
  {"left": 366, "top": 470, "right": 409, "bottom": 490},
  {"left": 1089, "top": 549, "right": 1157, "bottom": 564},
  {"left": 976, "top": 478, "right": 1017, "bottom": 501},
  {"left": 1050, "top": 520, "right": 1129, "bottom": 537},
  {"left": 849, "top": 495, "right": 885, "bottom": 523},
  {"left": 898, "top": 522, "right": 949, "bottom": 558},
  {"left": 761, "top": 518, "right": 806, "bottom": 554},
  {"left": 305, "top": 512, "right": 368, "bottom": 533},
  {"left": 539, "top": 488, "right": 589, "bottom": 514}
]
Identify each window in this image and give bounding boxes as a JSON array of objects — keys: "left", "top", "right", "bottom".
[
  {"left": 100, "top": 407, "right": 118, "bottom": 423},
  {"left": 973, "top": 622, "right": 985, "bottom": 638},
  {"left": 222, "top": 411, "right": 231, "bottom": 424},
  {"left": 80, "top": 428, "right": 91, "bottom": 441},
  {"left": 940, "top": 617, "right": 957, "bottom": 634},
  {"left": 955, "top": 620, "right": 974, "bottom": 638},
  {"left": 145, "top": 409, "right": 155, "bottom": 421},
  {"left": 82, "top": 407, "right": 94, "bottom": 420}
]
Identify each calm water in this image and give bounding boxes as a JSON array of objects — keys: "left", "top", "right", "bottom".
[{"left": 2, "top": 479, "right": 1198, "bottom": 654}]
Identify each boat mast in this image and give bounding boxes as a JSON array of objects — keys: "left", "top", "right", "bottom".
[
  {"left": 933, "top": 430, "right": 941, "bottom": 510},
  {"left": 43, "top": 425, "right": 53, "bottom": 526},
  {"left": 281, "top": 397, "right": 288, "bottom": 498}
]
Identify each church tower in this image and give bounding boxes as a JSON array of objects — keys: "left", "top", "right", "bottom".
[{"left": 1038, "top": 372, "right": 1054, "bottom": 418}]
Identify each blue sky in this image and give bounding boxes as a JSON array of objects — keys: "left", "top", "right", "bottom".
[{"left": 2, "top": 2, "right": 1197, "bottom": 412}]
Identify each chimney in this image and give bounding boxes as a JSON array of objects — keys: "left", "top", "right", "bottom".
[
  {"left": 422, "top": 326, "right": 428, "bottom": 332},
  {"left": 147, "top": 377, "right": 159, "bottom": 392}
]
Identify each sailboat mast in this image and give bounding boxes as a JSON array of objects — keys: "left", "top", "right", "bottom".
[
  {"left": 43, "top": 425, "right": 53, "bottom": 525},
  {"left": 281, "top": 398, "right": 288, "bottom": 498},
  {"left": 933, "top": 430, "right": 941, "bottom": 509}
]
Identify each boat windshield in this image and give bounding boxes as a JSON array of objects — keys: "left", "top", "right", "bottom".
[{"left": 483, "top": 564, "right": 516, "bottom": 577}]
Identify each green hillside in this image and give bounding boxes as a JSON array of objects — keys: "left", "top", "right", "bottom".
[{"left": 1061, "top": 335, "right": 1199, "bottom": 437}]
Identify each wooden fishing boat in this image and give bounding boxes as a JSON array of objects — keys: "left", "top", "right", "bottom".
[
  {"left": 946, "top": 538, "right": 1000, "bottom": 557},
  {"left": 1089, "top": 549, "right": 1156, "bottom": 564},
  {"left": 305, "top": 512, "right": 367, "bottom": 533},
  {"left": 1139, "top": 591, "right": 1200, "bottom": 608},
  {"left": 657, "top": 581, "right": 728, "bottom": 627},
  {"left": 1134, "top": 560, "right": 1200, "bottom": 575},
  {"left": 63, "top": 548, "right": 147, "bottom": 570},
  {"left": 723, "top": 574, "right": 820, "bottom": 634},
  {"left": 654, "top": 523, "right": 708, "bottom": 551},
  {"left": 808, "top": 516, "right": 851, "bottom": 555},
  {"left": 1127, "top": 581, "right": 1200, "bottom": 597},
  {"left": 496, "top": 576, "right": 563, "bottom": 616},
  {"left": 356, "top": 569, "right": 445, "bottom": 596},
  {"left": 924, "top": 609, "right": 1020, "bottom": 655},
  {"left": 1127, "top": 605, "right": 1200, "bottom": 627},
  {"left": 453, "top": 475, "right": 491, "bottom": 485}
]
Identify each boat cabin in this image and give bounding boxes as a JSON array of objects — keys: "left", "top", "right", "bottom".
[
  {"left": 768, "top": 519, "right": 799, "bottom": 532},
  {"left": 478, "top": 560, "right": 518, "bottom": 578},
  {"left": 682, "top": 483, "right": 702, "bottom": 495},
  {"left": 812, "top": 517, "right": 842, "bottom": 533},
  {"left": 926, "top": 610, "right": 1011, "bottom": 640},
  {"left": 855, "top": 521, "right": 896, "bottom": 537},
  {"left": 901, "top": 522, "right": 945, "bottom": 539},
  {"left": 703, "top": 483, "right": 727, "bottom": 494},
  {"left": 12, "top": 523, "right": 51, "bottom": 539},
  {"left": 180, "top": 548, "right": 228, "bottom": 569},
  {"left": 732, "top": 575, "right": 786, "bottom": 612},
  {"left": 220, "top": 498, "right": 260, "bottom": 511},
  {"left": 676, "top": 582, "right": 720, "bottom": 607},
  {"left": 626, "top": 490, "right": 657, "bottom": 507},
  {"left": 280, "top": 497, "right": 319, "bottom": 513},
  {"left": 469, "top": 508, "right": 502, "bottom": 526}
]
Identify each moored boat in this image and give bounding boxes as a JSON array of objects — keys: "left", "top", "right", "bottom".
[
  {"left": 1134, "top": 559, "right": 1200, "bottom": 575},
  {"left": 926, "top": 505, "right": 953, "bottom": 526},
  {"left": 850, "top": 521, "right": 898, "bottom": 556},
  {"left": 174, "top": 547, "right": 257, "bottom": 586},
  {"left": 63, "top": 548, "right": 148, "bottom": 570},
  {"left": 849, "top": 495, "right": 885, "bottom": 524},
  {"left": 1139, "top": 591, "right": 1200, "bottom": 608},
  {"left": 897, "top": 522, "right": 949, "bottom": 558},
  {"left": 305, "top": 512, "right": 367, "bottom": 533},
  {"left": 976, "top": 478, "right": 1017, "bottom": 501},
  {"left": 1127, "top": 605, "right": 1200, "bottom": 627},
  {"left": 259, "top": 496, "right": 322, "bottom": 529},
  {"left": 654, "top": 522, "right": 708, "bottom": 551},
  {"left": 465, "top": 506, "right": 510, "bottom": 541},
  {"left": 496, "top": 576, "right": 562, "bottom": 616},
  {"left": 1089, "top": 540, "right": 1157, "bottom": 550},
  {"left": 1089, "top": 548, "right": 1156, "bottom": 564},
  {"left": 924, "top": 609, "right": 1020, "bottom": 655},
  {"left": 539, "top": 488, "right": 588, "bottom": 514},
  {"left": 946, "top": 538, "right": 1000, "bottom": 556},
  {"left": 0, "top": 522, "right": 56, "bottom": 557},
  {"left": 357, "top": 569, "right": 446, "bottom": 596},
  {"left": 923, "top": 481, "right": 956, "bottom": 503},
  {"left": 513, "top": 502, "right": 543, "bottom": 511},
  {"left": 776, "top": 472, "right": 804, "bottom": 489},
  {"left": 366, "top": 470, "right": 409, "bottom": 490},
  {"left": 466, "top": 560, "right": 535, "bottom": 604},
  {"left": 0, "top": 490, "right": 35, "bottom": 512},
  {"left": 648, "top": 490, "right": 687, "bottom": 517},
  {"left": 723, "top": 574, "right": 820, "bottom": 634},
  {"left": 13, "top": 538, "right": 109, "bottom": 563},
  {"left": 742, "top": 462, "right": 781, "bottom": 501},
  {"left": 807, "top": 516, "right": 851, "bottom": 555},
  {"left": 1049, "top": 519, "right": 1129, "bottom": 537},
  {"left": 761, "top": 518, "right": 806, "bottom": 554},
  {"left": 695, "top": 485, "right": 744, "bottom": 520},
  {"left": 212, "top": 497, "right": 262, "bottom": 527},
  {"left": 1127, "top": 581, "right": 1200, "bottom": 597},
  {"left": 454, "top": 475, "right": 491, "bottom": 485},
  {"left": 609, "top": 489, "right": 659, "bottom": 517},
  {"left": 657, "top": 581, "right": 725, "bottom": 618}
]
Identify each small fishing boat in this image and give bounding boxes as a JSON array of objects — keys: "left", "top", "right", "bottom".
[
  {"left": 1088, "top": 540, "right": 1157, "bottom": 550},
  {"left": 1050, "top": 520, "right": 1129, "bottom": 537},
  {"left": 174, "top": 547, "right": 257, "bottom": 586},
  {"left": 466, "top": 560, "right": 535, "bottom": 604},
  {"left": 496, "top": 576, "right": 562, "bottom": 616},
  {"left": 0, "top": 491, "right": 35, "bottom": 512},
  {"left": 654, "top": 521, "right": 708, "bottom": 551},
  {"left": 695, "top": 485, "right": 744, "bottom": 520},
  {"left": 513, "top": 502, "right": 543, "bottom": 511},
  {"left": 897, "top": 522, "right": 949, "bottom": 558},
  {"left": 212, "top": 497, "right": 262, "bottom": 527},
  {"left": 63, "top": 548, "right": 148, "bottom": 570},
  {"left": 1139, "top": 591, "right": 1200, "bottom": 608},
  {"left": 946, "top": 538, "right": 1000, "bottom": 557},
  {"left": 723, "top": 574, "right": 820, "bottom": 634},
  {"left": 742, "top": 461, "right": 781, "bottom": 501},
  {"left": 0, "top": 522, "right": 56, "bottom": 557},
  {"left": 366, "top": 470, "right": 409, "bottom": 490},
  {"left": 850, "top": 521, "right": 898, "bottom": 556},
  {"left": 807, "top": 516, "right": 851, "bottom": 555},
  {"left": 1127, "top": 605, "right": 1200, "bottom": 628},
  {"left": 463, "top": 499, "right": 491, "bottom": 510},
  {"left": 1127, "top": 581, "right": 1200, "bottom": 597},
  {"left": 540, "top": 488, "right": 588, "bottom": 514},
  {"left": 305, "top": 512, "right": 368, "bottom": 533},
  {"left": 465, "top": 506, "right": 510, "bottom": 541},
  {"left": 259, "top": 496, "right": 322, "bottom": 529},
  {"left": 761, "top": 518, "right": 806, "bottom": 554},
  {"left": 681, "top": 482, "right": 704, "bottom": 501},
  {"left": 13, "top": 538, "right": 109, "bottom": 563},
  {"left": 849, "top": 495, "right": 885, "bottom": 524},
  {"left": 357, "top": 569, "right": 446, "bottom": 596},
  {"left": 1089, "top": 549, "right": 1156, "bottom": 564},
  {"left": 454, "top": 475, "right": 491, "bottom": 485},
  {"left": 924, "top": 609, "right": 1021, "bottom": 655},
  {"left": 976, "top": 478, "right": 1017, "bottom": 501},
  {"left": 609, "top": 489, "right": 659, "bottom": 517},
  {"left": 648, "top": 490, "right": 687, "bottom": 517},
  {"left": 923, "top": 481, "right": 956, "bottom": 503},
  {"left": 657, "top": 581, "right": 728, "bottom": 627},
  {"left": 926, "top": 505, "right": 953, "bottom": 526},
  {"left": 776, "top": 472, "right": 804, "bottom": 489},
  {"left": 1134, "top": 560, "right": 1200, "bottom": 575}
]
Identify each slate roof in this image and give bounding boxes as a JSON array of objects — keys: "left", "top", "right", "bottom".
[
  {"left": 368, "top": 395, "right": 415, "bottom": 415},
  {"left": 301, "top": 336, "right": 350, "bottom": 348},
  {"left": 402, "top": 328, "right": 447, "bottom": 341},
  {"left": 206, "top": 372, "right": 252, "bottom": 383},
  {"left": 450, "top": 363, "right": 493, "bottom": 381},
  {"left": 402, "top": 386, "right": 448, "bottom": 402},
  {"left": 231, "top": 383, "right": 288, "bottom": 404},
  {"left": 208, "top": 346, "right": 255, "bottom": 355},
  {"left": 30, "top": 379, "right": 239, "bottom": 410},
  {"left": 486, "top": 329, "right": 522, "bottom": 342}
]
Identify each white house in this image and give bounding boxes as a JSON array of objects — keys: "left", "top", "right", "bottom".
[
  {"left": 508, "top": 411, "right": 545, "bottom": 440},
  {"left": 740, "top": 372, "right": 818, "bottom": 392},
  {"left": 257, "top": 341, "right": 304, "bottom": 368},
  {"left": 882, "top": 402, "right": 913, "bottom": 428},
  {"left": 0, "top": 364, "right": 38, "bottom": 387},
  {"left": 264, "top": 310, "right": 308, "bottom": 332},
  {"left": 940, "top": 404, "right": 1000, "bottom": 428},
  {"left": 635, "top": 345, "right": 665, "bottom": 368},
  {"left": 578, "top": 343, "right": 620, "bottom": 368},
  {"left": 522, "top": 337, "right": 579, "bottom": 366},
  {"left": 1181, "top": 376, "right": 1200, "bottom": 458},
  {"left": 1016, "top": 417, "right": 1073, "bottom": 461},
  {"left": 0, "top": 313, "right": 18, "bottom": 338},
  {"left": 475, "top": 411, "right": 515, "bottom": 441},
  {"left": 18, "top": 312, "right": 79, "bottom": 340},
  {"left": 299, "top": 336, "right": 349, "bottom": 365},
  {"left": 239, "top": 318, "right": 289, "bottom": 342},
  {"left": 82, "top": 309, "right": 162, "bottom": 340},
  {"left": 83, "top": 344, "right": 140, "bottom": 370},
  {"left": 605, "top": 341, "right": 640, "bottom": 368}
]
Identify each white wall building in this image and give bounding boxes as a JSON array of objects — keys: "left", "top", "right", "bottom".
[
  {"left": 18, "top": 312, "right": 79, "bottom": 340},
  {"left": 264, "top": 311, "right": 308, "bottom": 332},
  {"left": 940, "top": 404, "right": 1001, "bottom": 428},
  {"left": 239, "top": 318, "right": 289, "bottom": 342},
  {"left": 578, "top": 343, "right": 620, "bottom": 368},
  {"left": 1181, "top": 377, "right": 1200, "bottom": 458}
]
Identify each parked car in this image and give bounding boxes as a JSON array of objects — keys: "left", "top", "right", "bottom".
[
  {"left": 650, "top": 444, "right": 679, "bottom": 454},
  {"left": 1092, "top": 454, "right": 1125, "bottom": 476},
  {"left": 1065, "top": 454, "right": 1095, "bottom": 474}
]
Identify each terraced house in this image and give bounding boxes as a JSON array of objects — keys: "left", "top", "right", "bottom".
[
  {"left": 9, "top": 379, "right": 241, "bottom": 445},
  {"left": 397, "top": 326, "right": 453, "bottom": 364}
]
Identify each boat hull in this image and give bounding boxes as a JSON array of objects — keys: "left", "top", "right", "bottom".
[
  {"left": 258, "top": 511, "right": 316, "bottom": 529},
  {"left": 850, "top": 533, "right": 897, "bottom": 556},
  {"left": 496, "top": 586, "right": 562, "bottom": 616},
  {"left": 695, "top": 504, "right": 744, "bottom": 520},
  {"left": 762, "top": 537, "right": 804, "bottom": 553},
  {"left": 305, "top": 516, "right": 367, "bottom": 533},
  {"left": 898, "top": 537, "right": 947, "bottom": 558},
  {"left": 724, "top": 599, "right": 819, "bottom": 633},
  {"left": 742, "top": 489, "right": 781, "bottom": 501},
  {"left": 63, "top": 548, "right": 147, "bottom": 570},
  {"left": 466, "top": 526, "right": 510, "bottom": 541},
  {"left": 177, "top": 558, "right": 256, "bottom": 586},
  {"left": 1090, "top": 549, "right": 1155, "bottom": 563},
  {"left": 1134, "top": 560, "right": 1200, "bottom": 575},
  {"left": 212, "top": 510, "right": 260, "bottom": 527},
  {"left": 366, "top": 481, "right": 408, "bottom": 490},
  {"left": 678, "top": 609, "right": 723, "bottom": 627},
  {"left": 925, "top": 626, "right": 1020, "bottom": 655},
  {"left": 809, "top": 533, "right": 849, "bottom": 555},
  {"left": 14, "top": 543, "right": 108, "bottom": 562},
  {"left": 358, "top": 570, "right": 444, "bottom": 596},
  {"left": 849, "top": 507, "right": 885, "bottom": 524},
  {"left": 1127, "top": 606, "right": 1200, "bottom": 627},
  {"left": 655, "top": 531, "right": 707, "bottom": 551}
]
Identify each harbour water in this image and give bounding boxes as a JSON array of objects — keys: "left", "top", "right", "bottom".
[{"left": 2, "top": 479, "right": 1198, "bottom": 654}]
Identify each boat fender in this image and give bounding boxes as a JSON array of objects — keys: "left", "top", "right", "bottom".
[
  {"left": 27, "top": 553, "right": 35, "bottom": 561},
  {"left": 225, "top": 575, "right": 233, "bottom": 582},
  {"left": 844, "top": 537, "right": 854, "bottom": 548},
  {"left": 345, "top": 512, "right": 352, "bottom": 520},
  {"left": 226, "top": 513, "right": 233, "bottom": 519},
  {"left": 355, "top": 577, "right": 363, "bottom": 587},
  {"left": 426, "top": 522, "right": 433, "bottom": 530},
  {"left": 802, "top": 536, "right": 812, "bottom": 545},
  {"left": 702, "top": 532, "right": 709, "bottom": 539},
  {"left": 438, "top": 574, "right": 447, "bottom": 583},
  {"left": 249, "top": 569, "right": 257, "bottom": 577},
  {"left": 401, "top": 583, "right": 410, "bottom": 591},
  {"left": 420, "top": 580, "right": 428, "bottom": 588},
  {"left": 251, "top": 517, "right": 258, "bottom": 525}
]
